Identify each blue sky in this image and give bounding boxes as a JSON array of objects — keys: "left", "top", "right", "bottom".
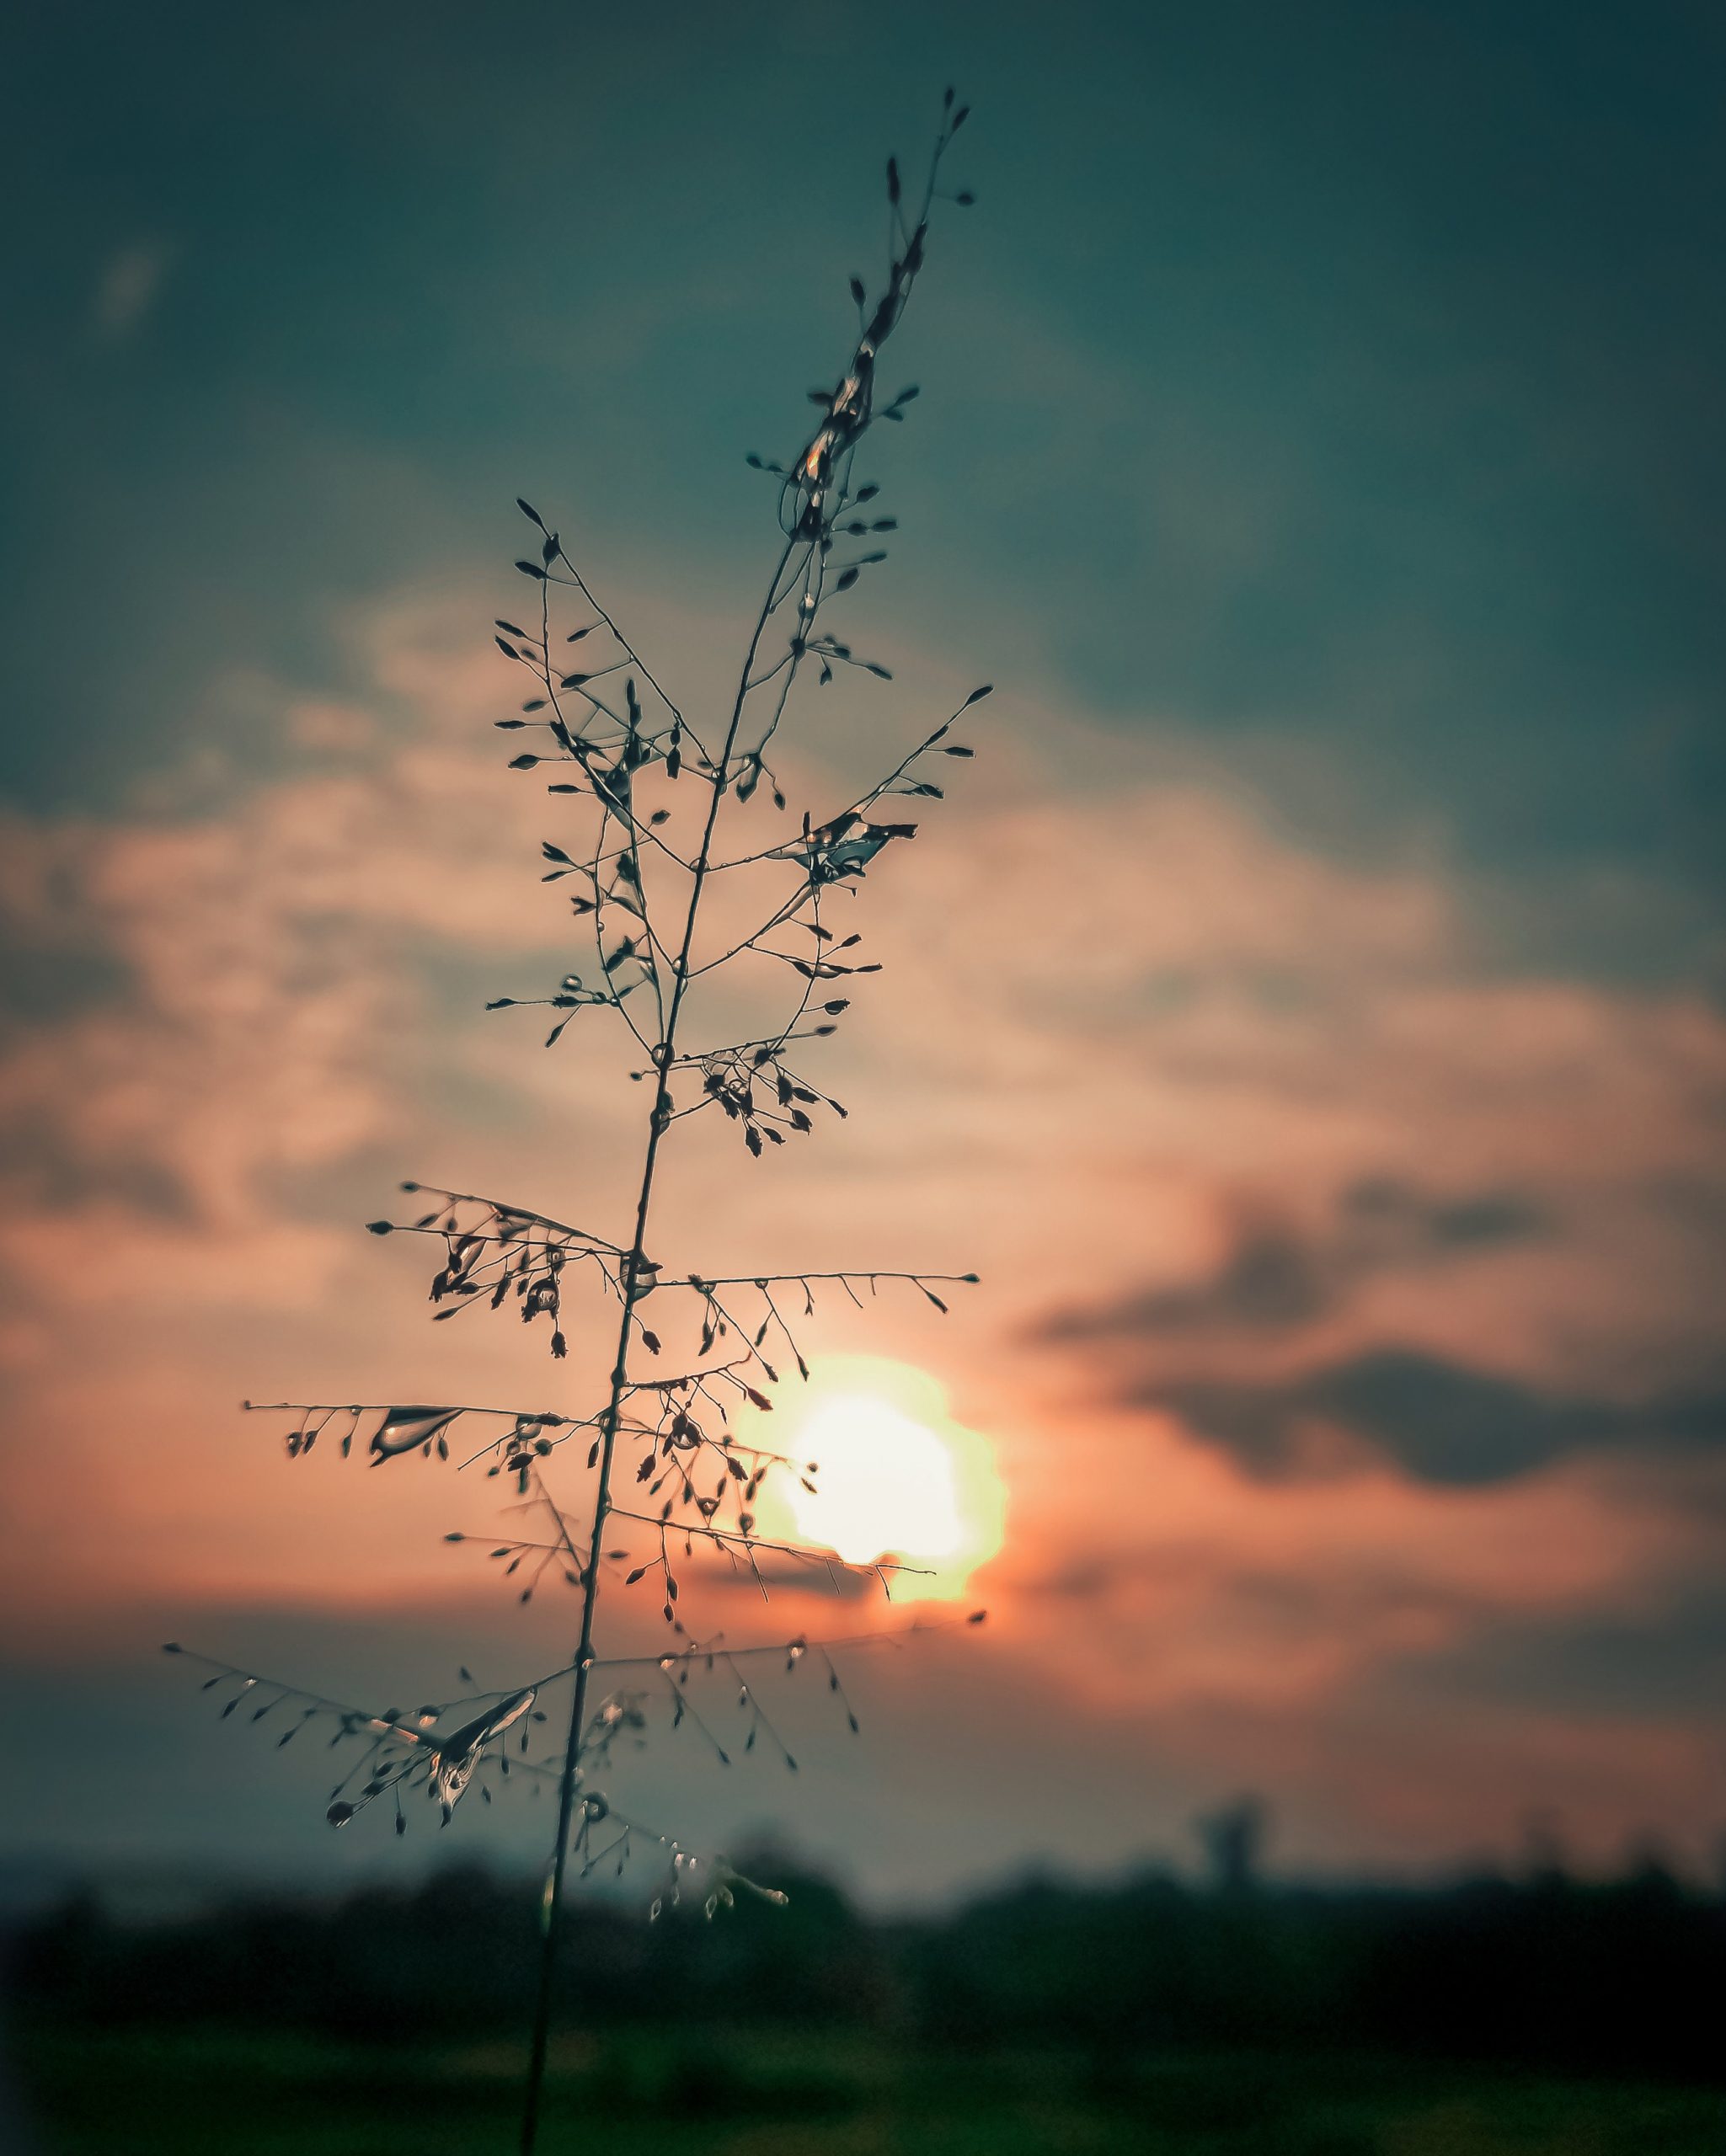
[{"left": 8, "top": 2, "right": 1724, "bottom": 915}]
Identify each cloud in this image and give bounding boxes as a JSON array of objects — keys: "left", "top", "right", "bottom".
[
  {"left": 1403, "top": 1579, "right": 1726, "bottom": 1727},
  {"left": 91, "top": 241, "right": 172, "bottom": 340},
  {"left": 1111, "top": 1219, "right": 1333, "bottom": 1333},
  {"left": 1153, "top": 1348, "right": 1726, "bottom": 1487},
  {"left": 3, "top": 579, "right": 1726, "bottom": 1874},
  {"left": 1045, "top": 1180, "right": 1552, "bottom": 1346},
  {"left": 1340, "top": 1177, "right": 1551, "bottom": 1251}
]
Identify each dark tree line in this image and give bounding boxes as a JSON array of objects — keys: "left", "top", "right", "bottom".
[{"left": 13, "top": 1847, "right": 1724, "bottom": 2087}]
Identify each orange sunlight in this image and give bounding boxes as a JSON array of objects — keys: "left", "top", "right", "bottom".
[{"left": 746, "top": 1357, "right": 1007, "bottom": 1600}]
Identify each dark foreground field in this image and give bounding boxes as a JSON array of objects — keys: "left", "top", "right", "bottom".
[
  {"left": 13, "top": 2026, "right": 1726, "bottom": 2156},
  {"left": 11, "top": 1850, "right": 1725, "bottom": 2154}
]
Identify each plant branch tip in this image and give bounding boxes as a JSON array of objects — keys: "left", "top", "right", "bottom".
[{"left": 191, "top": 102, "right": 988, "bottom": 2153}]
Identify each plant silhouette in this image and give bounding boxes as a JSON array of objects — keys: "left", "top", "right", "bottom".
[{"left": 166, "top": 91, "right": 991, "bottom": 2153}]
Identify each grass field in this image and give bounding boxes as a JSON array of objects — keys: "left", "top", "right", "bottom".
[{"left": 10, "top": 2026, "right": 1726, "bottom": 2156}]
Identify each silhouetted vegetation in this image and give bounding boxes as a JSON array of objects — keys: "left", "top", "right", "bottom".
[
  {"left": 163, "top": 93, "right": 987, "bottom": 2154},
  {"left": 13, "top": 1846, "right": 1724, "bottom": 2090}
]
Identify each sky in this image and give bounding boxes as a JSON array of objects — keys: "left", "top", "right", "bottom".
[{"left": 2, "top": 0, "right": 1724, "bottom": 1905}]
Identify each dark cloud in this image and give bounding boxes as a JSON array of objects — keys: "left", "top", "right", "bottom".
[
  {"left": 1059, "top": 1225, "right": 1331, "bottom": 1340},
  {"left": 1046, "top": 1182, "right": 1551, "bottom": 1345},
  {"left": 0, "top": 1110, "right": 190, "bottom": 1222},
  {"left": 1153, "top": 1347, "right": 1726, "bottom": 1487},
  {"left": 1339, "top": 1177, "right": 1550, "bottom": 1251},
  {"left": 1385, "top": 1582, "right": 1726, "bottom": 1726},
  {"left": 0, "top": 939, "right": 129, "bottom": 1030}
]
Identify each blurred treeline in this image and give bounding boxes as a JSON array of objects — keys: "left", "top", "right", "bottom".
[{"left": 12, "top": 1838, "right": 1724, "bottom": 2087}]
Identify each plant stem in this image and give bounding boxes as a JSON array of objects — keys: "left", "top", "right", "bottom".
[{"left": 517, "top": 536, "right": 797, "bottom": 2155}]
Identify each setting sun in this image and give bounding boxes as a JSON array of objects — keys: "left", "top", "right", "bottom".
[{"left": 746, "top": 1358, "right": 1006, "bottom": 1598}]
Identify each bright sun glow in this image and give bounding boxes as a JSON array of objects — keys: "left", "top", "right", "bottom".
[
  {"left": 783, "top": 1395, "right": 967, "bottom": 1564},
  {"left": 746, "top": 1357, "right": 1005, "bottom": 1599}
]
